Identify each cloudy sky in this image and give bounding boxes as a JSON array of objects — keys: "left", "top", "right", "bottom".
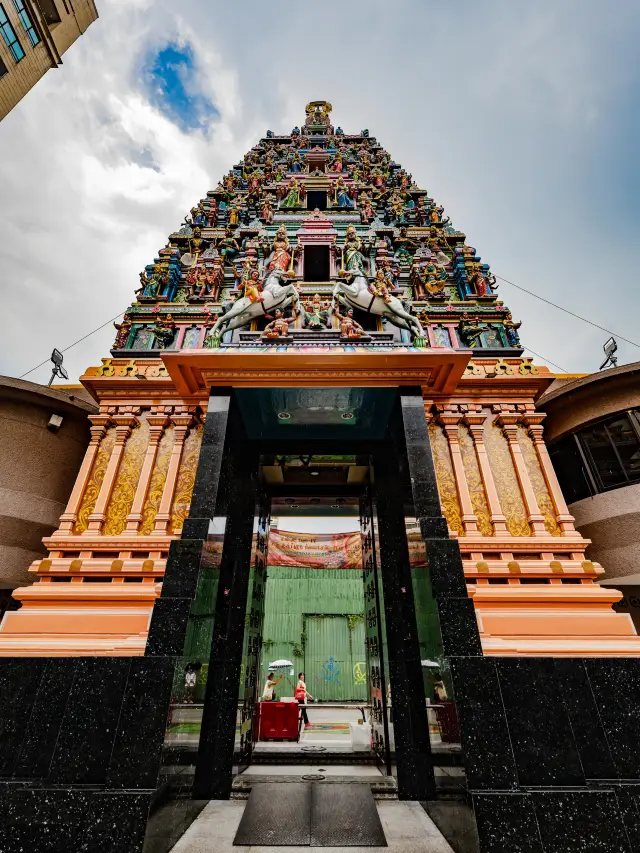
[{"left": 1, "top": 0, "right": 639, "bottom": 384}]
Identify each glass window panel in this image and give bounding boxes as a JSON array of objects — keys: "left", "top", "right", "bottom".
[
  {"left": 549, "top": 436, "right": 594, "bottom": 502},
  {"left": 606, "top": 414, "right": 640, "bottom": 481},
  {"left": 0, "top": 4, "right": 25, "bottom": 60},
  {"left": 13, "top": 0, "right": 39, "bottom": 46},
  {"left": 581, "top": 421, "right": 626, "bottom": 488}
]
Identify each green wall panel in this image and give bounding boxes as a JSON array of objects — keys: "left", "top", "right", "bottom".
[{"left": 260, "top": 566, "right": 367, "bottom": 701}]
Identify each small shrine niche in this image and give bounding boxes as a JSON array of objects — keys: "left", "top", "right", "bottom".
[{"left": 306, "top": 190, "right": 327, "bottom": 210}]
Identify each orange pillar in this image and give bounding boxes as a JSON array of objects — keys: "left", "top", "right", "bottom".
[
  {"left": 125, "top": 414, "right": 170, "bottom": 533},
  {"left": 84, "top": 414, "right": 137, "bottom": 534},
  {"left": 464, "top": 413, "right": 508, "bottom": 534},
  {"left": 496, "top": 414, "right": 549, "bottom": 535},
  {"left": 152, "top": 414, "right": 194, "bottom": 536},
  {"left": 439, "top": 413, "right": 479, "bottom": 534},
  {"left": 53, "top": 414, "right": 111, "bottom": 536},
  {"left": 522, "top": 413, "right": 577, "bottom": 534}
]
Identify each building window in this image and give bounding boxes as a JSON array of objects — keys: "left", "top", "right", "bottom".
[
  {"left": 0, "top": 53, "right": 7, "bottom": 76},
  {"left": 0, "top": 4, "right": 25, "bottom": 61},
  {"left": 550, "top": 409, "right": 640, "bottom": 501},
  {"left": 13, "top": 0, "right": 39, "bottom": 46},
  {"left": 38, "top": 0, "right": 61, "bottom": 25}
]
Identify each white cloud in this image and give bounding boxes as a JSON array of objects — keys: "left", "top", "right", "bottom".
[{"left": 0, "top": 0, "right": 639, "bottom": 384}]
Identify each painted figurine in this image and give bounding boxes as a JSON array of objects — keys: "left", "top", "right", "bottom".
[
  {"left": 335, "top": 307, "right": 365, "bottom": 339},
  {"left": 458, "top": 314, "right": 484, "bottom": 348},
  {"left": 216, "top": 228, "right": 241, "bottom": 266},
  {"left": 280, "top": 178, "right": 304, "bottom": 208},
  {"left": 153, "top": 314, "right": 176, "bottom": 349},
  {"left": 303, "top": 293, "right": 330, "bottom": 330},
  {"left": 369, "top": 268, "right": 392, "bottom": 304},
  {"left": 266, "top": 225, "right": 294, "bottom": 275},
  {"left": 503, "top": 312, "right": 522, "bottom": 346},
  {"left": 113, "top": 316, "right": 132, "bottom": 349},
  {"left": 261, "top": 308, "right": 289, "bottom": 339},
  {"left": 342, "top": 225, "right": 366, "bottom": 275},
  {"left": 393, "top": 227, "right": 420, "bottom": 266},
  {"left": 359, "top": 191, "right": 375, "bottom": 224},
  {"left": 261, "top": 193, "right": 275, "bottom": 223},
  {"left": 333, "top": 176, "right": 354, "bottom": 208}
]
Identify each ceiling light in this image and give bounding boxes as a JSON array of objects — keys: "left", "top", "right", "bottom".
[
  {"left": 290, "top": 504, "right": 299, "bottom": 509},
  {"left": 310, "top": 470, "right": 320, "bottom": 476},
  {"left": 278, "top": 412, "right": 291, "bottom": 420},
  {"left": 341, "top": 412, "right": 354, "bottom": 420},
  {"left": 331, "top": 505, "right": 340, "bottom": 509}
]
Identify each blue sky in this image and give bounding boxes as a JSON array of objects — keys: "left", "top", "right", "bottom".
[{"left": 0, "top": 0, "right": 639, "bottom": 383}]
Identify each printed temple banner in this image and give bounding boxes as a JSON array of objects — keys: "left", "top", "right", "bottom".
[
  {"left": 266, "top": 530, "right": 428, "bottom": 569},
  {"left": 268, "top": 530, "right": 362, "bottom": 569}
]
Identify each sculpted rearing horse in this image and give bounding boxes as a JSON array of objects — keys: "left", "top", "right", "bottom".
[
  {"left": 331, "top": 270, "right": 424, "bottom": 339},
  {"left": 207, "top": 268, "right": 301, "bottom": 340}
]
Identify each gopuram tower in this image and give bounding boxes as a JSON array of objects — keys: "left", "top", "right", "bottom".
[
  {"left": 0, "top": 100, "right": 637, "bottom": 658},
  {"left": 3, "top": 103, "right": 640, "bottom": 853}
]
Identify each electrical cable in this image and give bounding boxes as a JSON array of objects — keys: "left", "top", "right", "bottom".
[
  {"left": 520, "top": 344, "right": 570, "bottom": 374},
  {"left": 18, "top": 310, "right": 127, "bottom": 380},
  {"left": 494, "top": 275, "right": 640, "bottom": 350}
]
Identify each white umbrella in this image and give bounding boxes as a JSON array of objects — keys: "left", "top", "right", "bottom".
[
  {"left": 269, "top": 659, "right": 294, "bottom": 676},
  {"left": 421, "top": 659, "right": 440, "bottom": 668}
]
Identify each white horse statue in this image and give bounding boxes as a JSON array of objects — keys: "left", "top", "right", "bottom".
[
  {"left": 331, "top": 271, "right": 424, "bottom": 340},
  {"left": 207, "top": 268, "right": 302, "bottom": 341}
]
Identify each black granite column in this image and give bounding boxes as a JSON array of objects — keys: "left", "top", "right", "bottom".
[
  {"left": 371, "top": 447, "right": 436, "bottom": 800},
  {"left": 192, "top": 439, "right": 260, "bottom": 799}
]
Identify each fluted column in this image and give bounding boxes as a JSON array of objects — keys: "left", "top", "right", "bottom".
[
  {"left": 439, "top": 413, "right": 478, "bottom": 534},
  {"left": 496, "top": 414, "right": 549, "bottom": 535},
  {"left": 84, "top": 414, "right": 138, "bottom": 534},
  {"left": 152, "top": 414, "right": 195, "bottom": 535},
  {"left": 54, "top": 414, "right": 111, "bottom": 536},
  {"left": 464, "top": 414, "right": 508, "bottom": 534},
  {"left": 124, "top": 414, "right": 170, "bottom": 533},
  {"left": 522, "top": 413, "right": 576, "bottom": 534}
]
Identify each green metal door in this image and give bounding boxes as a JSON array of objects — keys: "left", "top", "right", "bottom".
[{"left": 305, "top": 615, "right": 368, "bottom": 702}]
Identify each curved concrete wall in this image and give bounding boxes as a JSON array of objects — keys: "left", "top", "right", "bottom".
[{"left": 0, "top": 378, "right": 96, "bottom": 588}]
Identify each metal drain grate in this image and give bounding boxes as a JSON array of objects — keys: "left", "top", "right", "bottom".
[{"left": 301, "top": 774, "right": 325, "bottom": 781}]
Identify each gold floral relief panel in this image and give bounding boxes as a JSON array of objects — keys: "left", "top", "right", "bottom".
[
  {"left": 483, "top": 419, "right": 532, "bottom": 537},
  {"left": 458, "top": 425, "right": 494, "bottom": 536},
  {"left": 103, "top": 417, "right": 151, "bottom": 535},
  {"left": 170, "top": 423, "right": 204, "bottom": 534},
  {"left": 74, "top": 427, "right": 117, "bottom": 534},
  {"left": 517, "top": 425, "right": 561, "bottom": 535},
  {"left": 139, "top": 425, "right": 175, "bottom": 535},
  {"left": 428, "top": 421, "right": 464, "bottom": 536}
]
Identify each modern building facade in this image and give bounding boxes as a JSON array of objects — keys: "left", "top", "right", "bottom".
[
  {"left": 0, "top": 0, "right": 98, "bottom": 120},
  {"left": 539, "top": 361, "right": 640, "bottom": 630},
  {"left": 2, "top": 104, "right": 640, "bottom": 853},
  {"left": 0, "top": 377, "right": 96, "bottom": 618}
]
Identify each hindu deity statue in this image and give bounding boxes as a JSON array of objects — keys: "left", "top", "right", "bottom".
[
  {"left": 329, "top": 153, "right": 344, "bottom": 173},
  {"left": 197, "top": 258, "right": 224, "bottom": 300},
  {"left": 207, "top": 198, "right": 217, "bottom": 227},
  {"left": 265, "top": 225, "right": 295, "bottom": 275},
  {"left": 332, "top": 176, "right": 354, "bottom": 208},
  {"left": 342, "top": 225, "right": 367, "bottom": 275},
  {"left": 216, "top": 228, "right": 241, "bottom": 266},
  {"left": 388, "top": 190, "right": 406, "bottom": 223},
  {"left": 393, "top": 227, "right": 420, "bottom": 266},
  {"left": 153, "top": 314, "right": 176, "bottom": 349},
  {"left": 468, "top": 264, "right": 496, "bottom": 297},
  {"left": 280, "top": 177, "right": 304, "bottom": 208},
  {"left": 458, "top": 314, "right": 484, "bottom": 348},
  {"left": 335, "top": 307, "right": 365, "bottom": 339},
  {"left": 261, "top": 308, "right": 290, "bottom": 339},
  {"left": 228, "top": 202, "right": 241, "bottom": 227},
  {"left": 503, "top": 312, "right": 522, "bottom": 346},
  {"left": 113, "top": 315, "right": 132, "bottom": 349},
  {"left": 287, "top": 150, "right": 303, "bottom": 173},
  {"left": 411, "top": 260, "right": 448, "bottom": 299},
  {"left": 303, "top": 293, "right": 330, "bottom": 330},
  {"left": 415, "top": 196, "right": 429, "bottom": 226},
  {"left": 359, "top": 191, "right": 375, "bottom": 224},
  {"left": 369, "top": 268, "right": 392, "bottom": 304},
  {"left": 261, "top": 194, "right": 275, "bottom": 224},
  {"left": 238, "top": 268, "right": 264, "bottom": 303}
]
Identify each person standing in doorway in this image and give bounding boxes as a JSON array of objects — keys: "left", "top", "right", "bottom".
[
  {"left": 262, "top": 671, "right": 283, "bottom": 702},
  {"left": 295, "top": 671, "right": 313, "bottom": 728}
]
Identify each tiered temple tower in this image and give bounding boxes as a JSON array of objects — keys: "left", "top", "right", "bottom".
[{"left": 1, "top": 100, "right": 638, "bottom": 657}]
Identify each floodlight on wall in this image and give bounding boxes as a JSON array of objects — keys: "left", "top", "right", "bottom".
[
  {"left": 48, "top": 349, "right": 69, "bottom": 386},
  {"left": 600, "top": 337, "right": 618, "bottom": 371},
  {"left": 47, "top": 414, "right": 64, "bottom": 432}
]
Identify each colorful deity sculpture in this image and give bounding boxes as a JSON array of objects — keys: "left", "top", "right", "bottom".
[
  {"left": 359, "top": 191, "right": 375, "bottom": 224},
  {"left": 369, "top": 268, "right": 392, "bottom": 304},
  {"left": 458, "top": 314, "right": 484, "bottom": 348},
  {"left": 503, "top": 311, "right": 522, "bottom": 346},
  {"left": 388, "top": 190, "right": 406, "bottom": 223},
  {"left": 393, "top": 227, "right": 420, "bottom": 266},
  {"left": 261, "top": 308, "right": 289, "bottom": 339},
  {"left": 113, "top": 315, "right": 132, "bottom": 349},
  {"left": 216, "top": 228, "right": 241, "bottom": 266},
  {"left": 332, "top": 176, "right": 354, "bottom": 208},
  {"left": 342, "top": 225, "right": 367, "bottom": 275},
  {"left": 303, "top": 293, "right": 330, "bottom": 330},
  {"left": 335, "top": 307, "right": 365, "bottom": 339},
  {"left": 280, "top": 178, "right": 304, "bottom": 208},
  {"left": 207, "top": 198, "right": 218, "bottom": 227},
  {"left": 265, "top": 225, "right": 295, "bottom": 275},
  {"left": 468, "top": 264, "right": 496, "bottom": 297},
  {"left": 411, "top": 260, "right": 448, "bottom": 299},
  {"left": 153, "top": 314, "right": 176, "bottom": 349}
]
